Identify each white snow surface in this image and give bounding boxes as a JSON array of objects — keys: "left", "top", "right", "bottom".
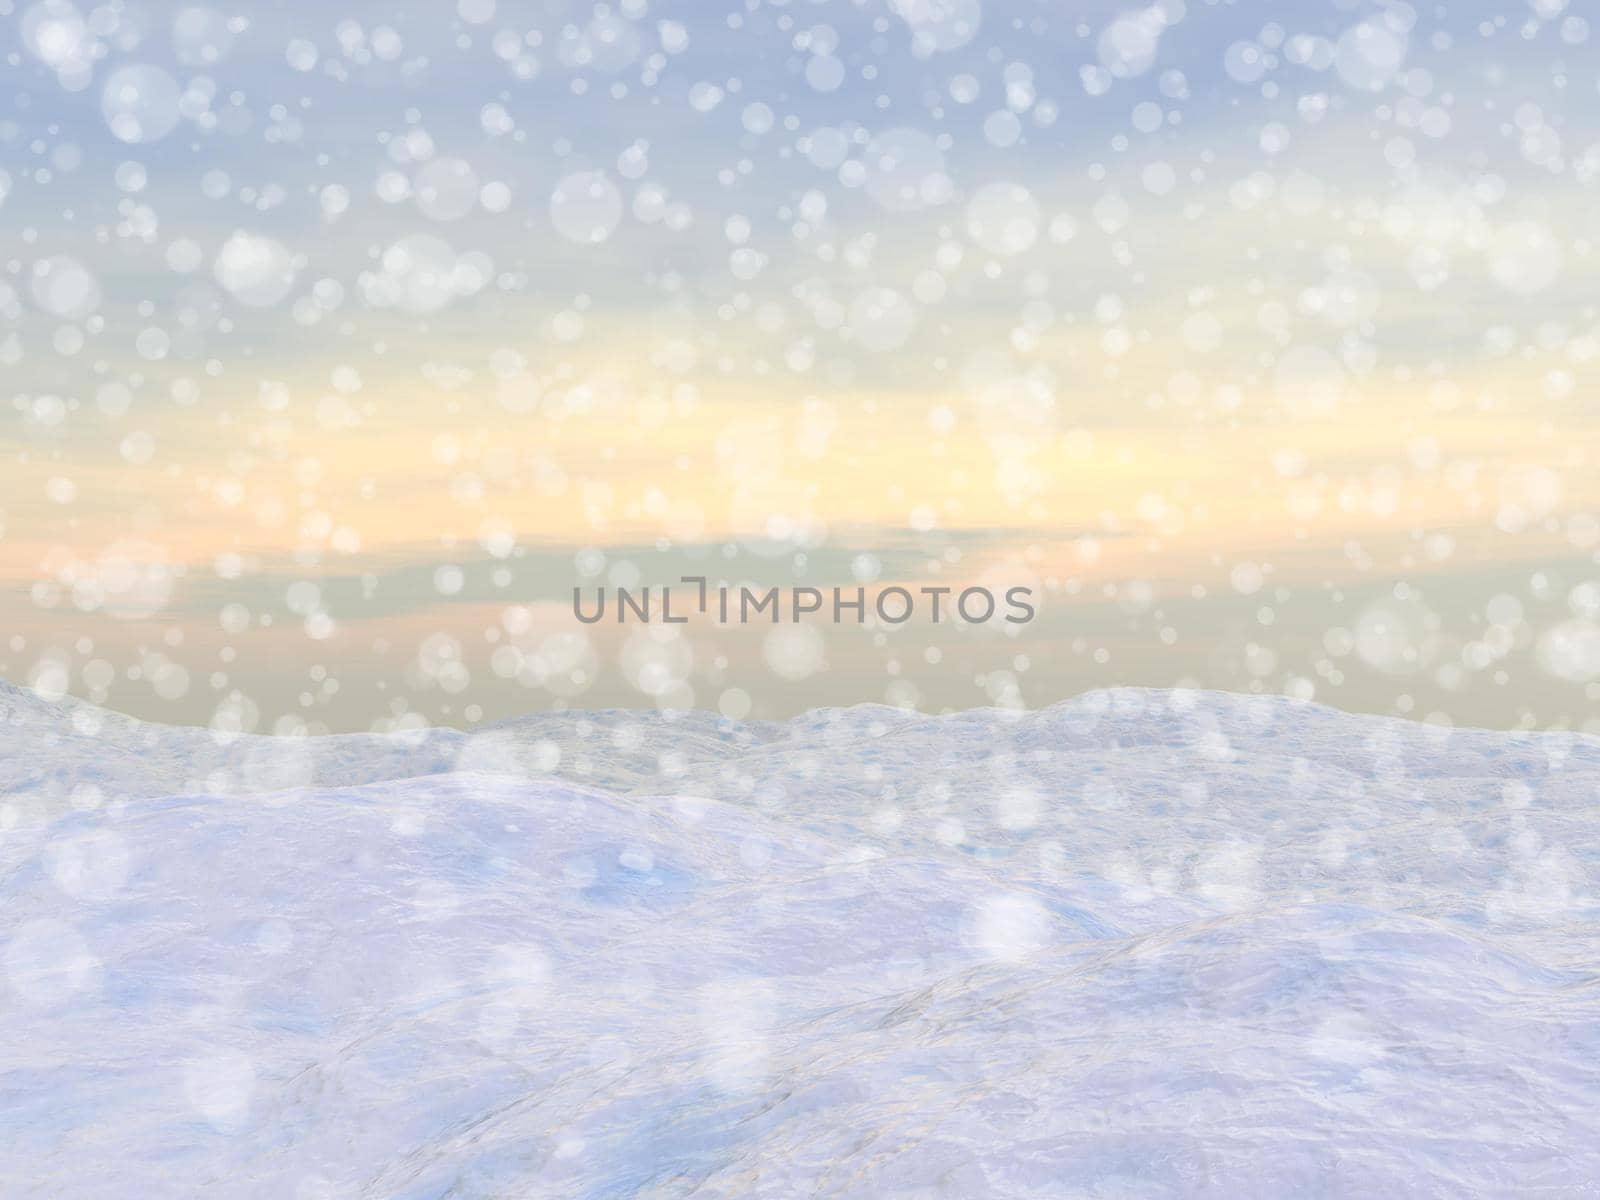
[{"left": 3, "top": 683, "right": 1599, "bottom": 1197}]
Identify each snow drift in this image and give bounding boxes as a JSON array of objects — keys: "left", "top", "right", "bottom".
[{"left": 3, "top": 683, "right": 1598, "bottom": 1196}]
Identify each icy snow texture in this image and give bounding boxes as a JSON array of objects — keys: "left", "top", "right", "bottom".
[{"left": 3, "top": 682, "right": 1599, "bottom": 1196}]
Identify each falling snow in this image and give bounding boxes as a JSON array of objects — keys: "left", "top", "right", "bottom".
[{"left": 3, "top": 0, "right": 1600, "bottom": 1192}]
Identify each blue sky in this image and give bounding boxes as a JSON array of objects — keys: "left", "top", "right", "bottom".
[{"left": 2, "top": 0, "right": 1598, "bottom": 731}]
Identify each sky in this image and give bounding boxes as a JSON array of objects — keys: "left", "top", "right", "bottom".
[{"left": 2, "top": 0, "right": 1598, "bottom": 733}]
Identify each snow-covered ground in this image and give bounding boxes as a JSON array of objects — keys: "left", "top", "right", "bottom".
[{"left": 3, "top": 681, "right": 1599, "bottom": 1196}]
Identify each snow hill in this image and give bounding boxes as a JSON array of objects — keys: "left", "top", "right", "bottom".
[{"left": 3, "top": 683, "right": 1598, "bottom": 1196}]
